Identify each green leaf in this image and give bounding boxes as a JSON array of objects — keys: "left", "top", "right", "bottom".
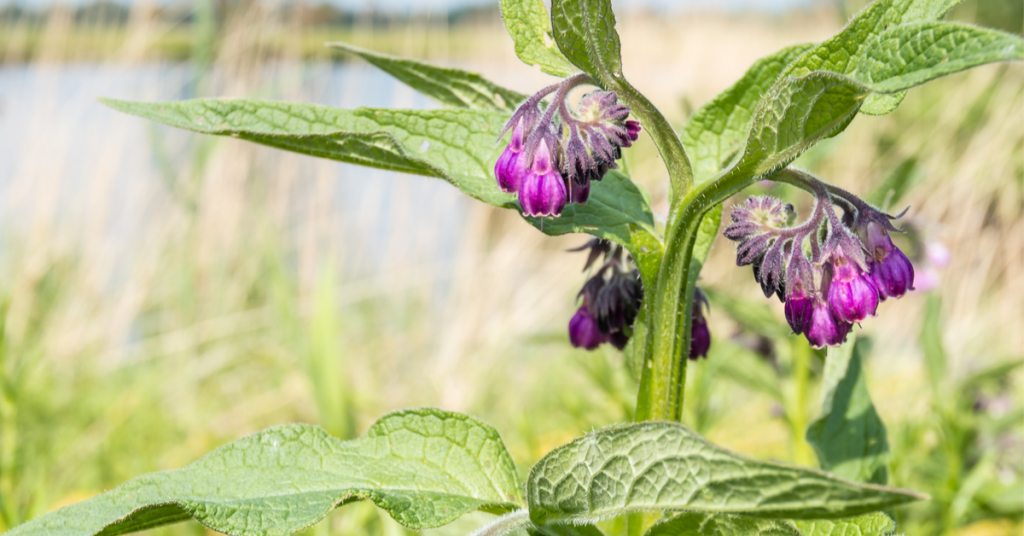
[
  {"left": 780, "top": 0, "right": 964, "bottom": 115},
  {"left": 531, "top": 523, "right": 607, "bottom": 536},
  {"left": 10, "top": 409, "right": 524, "bottom": 536},
  {"left": 646, "top": 513, "right": 800, "bottom": 536},
  {"left": 100, "top": 98, "right": 658, "bottom": 255},
  {"left": 549, "top": 0, "right": 622, "bottom": 80},
  {"left": 526, "top": 421, "right": 924, "bottom": 525},
  {"left": 499, "top": 0, "right": 578, "bottom": 77},
  {"left": 681, "top": 43, "right": 815, "bottom": 183},
  {"left": 327, "top": 42, "right": 528, "bottom": 112},
  {"left": 790, "top": 512, "right": 896, "bottom": 535},
  {"left": 856, "top": 22, "right": 1024, "bottom": 93},
  {"left": 806, "top": 337, "right": 890, "bottom": 485}
]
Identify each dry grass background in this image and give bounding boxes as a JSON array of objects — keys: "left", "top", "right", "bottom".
[{"left": 0, "top": 2, "right": 1020, "bottom": 535}]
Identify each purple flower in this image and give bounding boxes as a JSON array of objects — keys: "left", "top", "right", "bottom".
[
  {"left": 494, "top": 118, "right": 528, "bottom": 193},
  {"left": 569, "top": 306, "right": 608, "bottom": 350},
  {"left": 827, "top": 246, "right": 879, "bottom": 323},
  {"left": 570, "top": 179, "right": 591, "bottom": 204},
  {"left": 805, "top": 300, "right": 852, "bottom": 348},
  {"left": 689, "top": 315, "right": 711, "bottom": 360},
  {"left": 519, "top": 140, "right": 567, "bottom": 217},
  {"left": 689, "top": 287, "right": 711, "bottom": 360},
  {"left": 625, "top": 120, "right": 641, "bottom": 142},
  {"left": 863, "top": 222, "right": 915, "bottom": 300},
  {"left": 785, "top": 287, "right": 814, "bottom": 335}
]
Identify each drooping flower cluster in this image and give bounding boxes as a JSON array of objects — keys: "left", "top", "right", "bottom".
[
  {"left": 567, "top": 239, "right": 712, "bottom": 358},
  {"left": 724, "top": 172, "right": 915, "bottom": 348},
  {"left": 495, "top": 74, "right": 641, "bottom": 217}
]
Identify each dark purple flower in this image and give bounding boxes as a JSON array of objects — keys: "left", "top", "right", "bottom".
[
  {"left": 689, "top": 287, "right": 711, "bottom": 360},
  {"left": 494, "top": 118, "right": 528, "bottom": 193},
  {"left": 689, "top": 315, "right": 711, "bottom": 360},
  {"left": 569, "top": 306, "right": 608, "bottom": 350},
  {"left": 593, "top": 270, "right": 643, "bottom": 335},
  {"left": 863, "top": 222, "right": 915, "bottom": 300},
  {"left": 784, "top": 288, "right": 814, "bottom": 335},
  {"left": 804, "top": 300, "right": 852, "bottom": 348},
  {"left": 827, "top": 246, "right": 879, "bottom": 323},
  {"left": 569, "top": 179, "right": 591, "bottom": 204},
  {"left": 519, "top": 140, "right": 567, "bottom": 217},
  {"left": 625, "top": 120, "right": 641, "bottom": 142}
]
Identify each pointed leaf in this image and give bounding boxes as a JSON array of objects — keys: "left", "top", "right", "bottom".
[
  {"left": 790, "top": 513, "right": 895, "bottom": 536},
  {"left": 500, "top": 0, "right": 578, "bottom": 77},
  {"left": 101, "top": 98, "right": 657, "bottom": 255},
  {"left": 526, "top": 422, "right": 924, "bottom": 525},
  {"left": 806, "top": 337, "right": 890, "bottom": 485},
  {"left": 646, "top": 513, "right": 799, "bottom": 536},
  {"left": 855, "top": 21, "right": 1024, "bottom": 93},
  {"left": 549, "top": 0, "right": 622, "bottom": 79},
  {"left": 681, "top": 43, "right": 815, "bottom": 183},
  {"left": 328, "top": 42, "right": 528, "bottom": 112},
  {"left": 9, "top": 409, "right": 524, "bottom": 536}
]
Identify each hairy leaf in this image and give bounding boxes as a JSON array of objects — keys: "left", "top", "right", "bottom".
[
  {"left": 526, "top": 422, "right": 924, "bottom": 524},
  {"left": 806, "top": 337, "right": 890, "bottom": 485},
  {"left": 10, "top": 409, "right": 524, "bottom": 536},
  {"left": 855, "top": 22, "right": 1024, "bottom": 93},
  {"left": 790, "top": 513, "right": 895, "bottom": 535},
  {"left": 101, "top": 98, "right": 657, "bottom": 254},
  {"left": 646, "top": 513, "right": 799, "bottom": 536},
  {"left": 780, "top": 0, "right": 964, "bottom": 115},
  {"left": 327, "top": 42, "right": 527, "bottom": 112},
  {"left": 681, "top": 44, "right": 815, "bottom": 183},
  {"left": 500, "top": 0, "right": 578, "bottom": 77},
  {"left": 549, "top": 0, "right": 622, "bottom": 79}
]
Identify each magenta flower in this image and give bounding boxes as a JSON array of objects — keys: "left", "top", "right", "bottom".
[
  {"left": 805, "top": 300, "right": 852, "bottom": 348},
  {"left": 569, "top": 306, "right": 608, "bottom": 350},
  {"left": 827, "top": 247, "right": 879, "bottom": 323},
  {"left": 494, "top": 117, "right": 528, "bottom": 193},
  {"left": 519, "top": 140, "right": 567, "bottom": 217}
]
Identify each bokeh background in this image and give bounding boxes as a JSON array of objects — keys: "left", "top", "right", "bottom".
[{"left": 0, "top": 0, "right": 1021, "bottom": 534}]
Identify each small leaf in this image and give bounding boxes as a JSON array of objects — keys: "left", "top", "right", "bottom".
[
  {"left": 499, "top": 0, "right": 578, "bottom": 77},
  {"left": 646, "top": 513, "right": 800, "bottom": 536},
  {"left": 328, "top": 42, "right": 528, "bottom": 112},
  {"left": 549, "top": 0, "right": 622, "bottom": 80},
  {"left": 526, "top": 421, "right": 924, "bottom": 525},
  {"left": 681, "top": 43, "right": 815, "bottom": 183},
  {"left": 806, "top": 336, "right": 890, "bottom": 485},
  {"left": 790, "top": 512, "right": 896, "bottom": 536},
  {"left": 855, "top": 21, "right": 1024, "bottom": 93},
  {"left": 9, "top": 408, "right": 524, "bottom": 536}
]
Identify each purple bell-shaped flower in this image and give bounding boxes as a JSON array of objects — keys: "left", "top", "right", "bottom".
[
  {"left": 494, "top": 117, "right": 529, "bottom": 193},
  {"left": 519, "top": 140, "right": 567, "bottom": 217},
  {"left": 805, "top": 300, "right": 852, "bottom": 348},
  {"left": 827, "top": 246, "right": 879, "bottom": 323},
  {"left": 689, "top": 287, "right": 712, "bottom": 360},
  {"left": 863, "top": 222, "right": 915, "bottom": 300},
  {"left": 569, "top": 306, "right": 608, "bottom": 350}
]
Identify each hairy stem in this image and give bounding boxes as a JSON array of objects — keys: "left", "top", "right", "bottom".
[{"left": 467, "top": 510, "right": 532, "bottom": 536}]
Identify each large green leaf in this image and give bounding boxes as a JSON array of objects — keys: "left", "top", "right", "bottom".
[
  {"left": 9, "top": 409, "right": 524, "bottom": 536},
  {"left": 526, "top": 422, "right": 924, "bottom": 525},
  {"left": 781, "top": 0, "right": 963, "bottom": 115},
  {"left": 101, "top": 98, "right": 658, "bottom": 254},
  {"left": 681, "top": 44, "right": 815, "bottom": 183},
  {"left": 549, "top": 0, "right": 622, "bottom": 80},
  {"left": 646, "top": 512, "right": 896, "bottom": 536},
  {"left": 646, "top": 513, "right": 799, "bottom": 536},
  {"left": 855, "top": 21, "right": 1024, "bottom": 93},
  {"left": 806, "top": 337, "right": 890, "bottom": 485},
  {"left": 499, "top": 0, "right": 578, "bottom": 77},
  {"left": 327, "top": 42, "right": 527, "bottom": 112}
]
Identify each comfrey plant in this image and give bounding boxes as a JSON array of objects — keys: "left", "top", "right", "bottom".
[{"left": 11, "top": 1, "right": 1021, "bottom": 536}]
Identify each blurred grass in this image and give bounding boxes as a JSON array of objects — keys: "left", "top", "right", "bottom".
[{"left": 0, "top": 2, "right": 1021, "bottom": 536}]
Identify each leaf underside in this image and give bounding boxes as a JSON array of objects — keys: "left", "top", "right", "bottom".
[
  {"left": 526, "top": 421, "right": 924, "bottom": 525},
  {"left": 10, "top": 409, "right": 524, "bottom": 536},
  {"left": 499, "top": 0, "right": 578, "bottom": 77}
]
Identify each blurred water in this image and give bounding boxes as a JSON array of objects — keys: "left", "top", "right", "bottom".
[{"left": 0, "top": 62, "right": 470, "bottom": 278}]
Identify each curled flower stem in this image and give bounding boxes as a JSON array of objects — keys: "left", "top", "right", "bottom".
[{"left": 523, "top": 73, "right": 595, "bottom": 164}]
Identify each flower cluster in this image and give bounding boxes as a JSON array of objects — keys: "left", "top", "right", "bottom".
[
  {"left": 567, "top": 239, "right": 712, "bottom": 358},
  {"left": 495, "top": 74, "right": 641, "bottom": 217},
  {"left": 724, "top": 172, "right": 915, "bottom": 348}
]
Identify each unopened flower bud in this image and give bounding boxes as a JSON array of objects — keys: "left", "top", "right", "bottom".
[
  {"left": 784, "top": 284, "right": 814, "bottom": 335},
  {"left": 689, "top": 287, "right": 711, "bottom": 360},
  {"left": 494, "top": 118, "right": 529, "bottom": 193},
  {"left": 863, "top": 222, "right": 914, "bottom": 300}
]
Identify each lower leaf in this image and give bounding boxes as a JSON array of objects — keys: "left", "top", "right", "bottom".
[{"left": 10, "top": 408, "right": 524, "bottom": 536}]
